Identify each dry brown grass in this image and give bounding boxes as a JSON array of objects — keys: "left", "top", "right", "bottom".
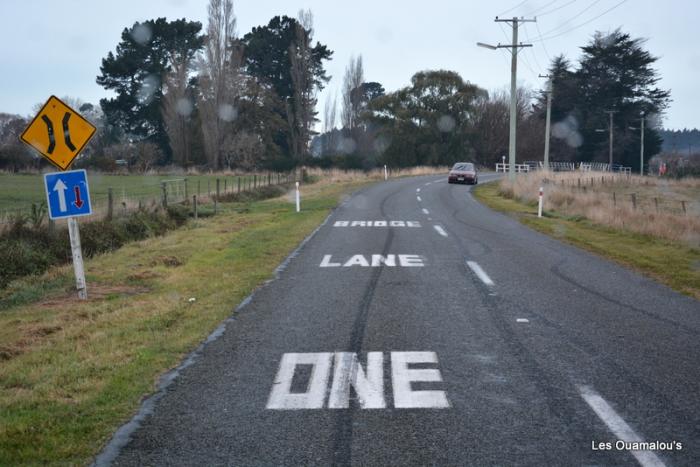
[
  {"left": 500, "top": 171, "right": 700, "bottom": 247},
  {"left": 306, "top": 166, "right": 449, "bottom": 183}
]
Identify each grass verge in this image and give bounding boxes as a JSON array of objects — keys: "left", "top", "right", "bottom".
[
  {"left": 0, "top": 178, "right": 370, "bottom": 465},
  {"left": 473, "top": 181, "right": 700, "bottom": 300}
]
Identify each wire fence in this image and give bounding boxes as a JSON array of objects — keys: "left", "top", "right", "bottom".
[
  {"left": 0, "top": 171, "right": 295, "bottom": 228},
  {"left": 541, "top": 173, "right": 698, "bottom": 217}
]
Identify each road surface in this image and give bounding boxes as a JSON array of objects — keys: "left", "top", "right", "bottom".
[{"left": 101, "top": 174, "right": 700, "bottom": 466}]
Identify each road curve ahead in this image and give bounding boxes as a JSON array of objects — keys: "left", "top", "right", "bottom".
[{"left": 106, "top": 174, "right": 700, "bottom": 467}]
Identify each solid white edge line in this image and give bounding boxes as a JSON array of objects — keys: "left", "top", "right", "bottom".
[
  {"left": 466, "top": 261, "right": 495, "bottom": 287},
  {"left": 422, "top": 208, "right": 430, "bottom": 215},
  {"left": 579, "top": 386, "right": 666, "bottom": 467},
  {"left": 433, "top": 225, "right": 448, "bottom": 237}
]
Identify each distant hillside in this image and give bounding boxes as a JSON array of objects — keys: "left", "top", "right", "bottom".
[{"left": 659, "top": 129, "right": 700, "bottom": 154}]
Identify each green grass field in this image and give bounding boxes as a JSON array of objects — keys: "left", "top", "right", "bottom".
[{"left": 0, "top": 173, "right": 284, "bottom": 218}]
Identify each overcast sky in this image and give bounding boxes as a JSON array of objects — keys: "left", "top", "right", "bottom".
[{"left": 1, "top": 0, "right": 697, "bottom": 130}]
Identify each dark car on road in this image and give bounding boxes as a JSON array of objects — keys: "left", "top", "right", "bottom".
[{"left": 448, "top": 162, "right": 478, "bottom": 185}]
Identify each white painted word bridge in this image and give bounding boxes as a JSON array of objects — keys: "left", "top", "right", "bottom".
[{"left": 267, "top": 351, "right": 450, "bottom": 410}]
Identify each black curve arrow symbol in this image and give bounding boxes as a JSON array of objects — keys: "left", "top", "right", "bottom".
[
  {"left": 41, "top": 115, "right": 56, "bottom": 154},
  {"left": 62, "top": 112, "right": 77, "bottom": 151}
]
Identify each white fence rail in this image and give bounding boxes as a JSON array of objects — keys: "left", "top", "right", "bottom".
[
  {"left": 497, "top": 161, "right": 631, "bottom": 174},
  {"left": 496, "top": 163, "right": 531, "bottom": 173}
]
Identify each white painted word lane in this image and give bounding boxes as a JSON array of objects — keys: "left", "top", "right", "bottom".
[
  {"left": 333, "top": 221, "right": 421, "bottom": 228},
  {"left": 267, "top": 352, "right": 450, "bottom": 410},
  {"left": 320, "top": 254, "right": 425, "bottom": 268}
]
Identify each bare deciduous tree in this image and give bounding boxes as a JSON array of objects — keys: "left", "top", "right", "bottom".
[
  {"left": 288, "top": 9, "right": 317, "bottom": 162},
  {"left": 322, "top": 90, "right": 338, "bottom": 154},
  {"left": 162, "top": 57, "right": 194, "bottom": 166},
  {"left": 198, "top": 0, "right": 238, "bottom": 170},
  {"left": 341, "top": 55, "right": 364, "bottom": 130}
]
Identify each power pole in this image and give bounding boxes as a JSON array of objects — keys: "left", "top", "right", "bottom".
[
  {"left": 539, "top": 74, "right": 552, "bottom": 171},
  {"left": 605, "top": 110, "right": 617, "bottom": 169},
  {"left": 640, "top": 112, "right": 645, "bottom": 176},
  {"left": 495, "top": 17, "right": 536, "bottom": 181}
]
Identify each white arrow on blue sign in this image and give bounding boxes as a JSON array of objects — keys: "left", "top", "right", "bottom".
[{"left": 43, "top": 169, "right": 92, "bottom": 220}]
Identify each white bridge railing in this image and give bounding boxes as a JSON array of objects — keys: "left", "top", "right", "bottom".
[
  {"left": 496, "top": 161, "right": 631, "bottom": 174},
  {"left": 496, "top": 163, "right": 530, "bottom": 173}
]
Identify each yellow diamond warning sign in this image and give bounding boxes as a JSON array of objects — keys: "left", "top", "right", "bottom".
[{"left": 20, "top": 95, "right": 96, "bottom": 171}]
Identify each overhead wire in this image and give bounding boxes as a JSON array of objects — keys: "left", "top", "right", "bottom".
[
  {"left": 535, "top": 20, "right": 554, "bottom": 63},
  {"left": 533, "top": 0, "right": 603, "bottom": 39},
  {"left": 536, "top": 0, "right": 578, "bottom": 17},
  {"left": 532, "top": 0, "right": 628, "bottom": 42},
  {"left": 529, "top": 0, "right": 560, "bottom": 15},
  {"left": 522, "top": 23, "right": 545, "bottom": 74},
  {"left": 497, "top": 0, "right": 529, "bottom": 17}
]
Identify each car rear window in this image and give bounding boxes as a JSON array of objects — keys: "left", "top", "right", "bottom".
[{"left": 452, "top": 163, "right": 474, "bottom": 171}]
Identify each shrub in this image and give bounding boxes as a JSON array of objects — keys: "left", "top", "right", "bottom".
[{"left": 0, "top": 206, "right": 189, "bottom": 289}]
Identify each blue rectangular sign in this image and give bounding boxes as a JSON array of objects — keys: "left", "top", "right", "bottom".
[{"left": 44, "top": 169, "right": 92, "bottom": 220}]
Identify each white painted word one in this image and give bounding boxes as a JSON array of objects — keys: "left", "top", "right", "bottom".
[{"left": 267, "top": 351, "right": 450, "bottom": 410}]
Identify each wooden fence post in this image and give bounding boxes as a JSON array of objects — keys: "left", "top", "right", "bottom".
[
  {"left": 654, "top": 197, "right": 659, "bottom": 213},
  {"left": 681, "top": 200, "right": 687, "bottom": 214},
  {"left": 237, "top": 176, "right": 241, "bottom": 193},
  {"left": 161, "top": 182, "right": 168, "bottom": 208},
  {"left": 193, "top": 195, "right": 198, "bottom": 220},
  {"left": 215, "top": 179, "right": 220, "bottom": 214},
  {"left": 107, "top": 187, "right": 114, "bottom": 220},
  {"left": 613, "top": 192, "right": 616, "bottom": 207},
  {"left": 631, "top": 193, "right": 637, "bottom": 210},
  {"left": 184, "top": 178, "right": 188, "bottom": 201}
]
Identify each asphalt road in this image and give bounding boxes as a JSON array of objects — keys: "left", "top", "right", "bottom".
[{"left": 102, "top": 174, "right": 700, "bottom": 466}]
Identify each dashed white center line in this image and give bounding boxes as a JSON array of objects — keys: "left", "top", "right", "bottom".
[
  {"left": 516, "top": 318, "right": 529, "bottom": 323},
  {"left": 417, "top": 196, "right": 422, "bottom": 202},
  {"left": 466, "top": 261, "right": 495, "bottom": 287},
  {"left": 422, "top": 208, "right": 430, "bottom": 215},
  {"left": 579, "top": 386, "right": 666, "bottom": 467},
  {"left": 416, "top": 188, "right": 421, "bottom": 193},
  {"left": 433, "top": 225, "right": 448, "bottom": 237}
]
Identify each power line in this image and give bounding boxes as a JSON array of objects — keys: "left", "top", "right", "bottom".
[
  {"left": 534, "top": 0, "right": 628, "bottom": 42},
  {"left": 497, "top": 0, "right": 529, "bottom": 17},
  {"left": 536, "top": 0, "right": 577, "bottom": 17},
  {"left": 535, "top": 20, "right": 553, "bottom": 63},
  {"left": 522, "top": 23, "right": 545, "bottom": 73},
  {"left": 534, "top": 0, "right": 602, "bottom": 39},
  {"left": 530, "top": 0, "right": 560, "bottom": 15}
]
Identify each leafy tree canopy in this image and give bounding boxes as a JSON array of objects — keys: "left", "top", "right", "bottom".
[
  {"left": 96, "top": 18, "right": 204, "bottom": 161},
  {"left": 364, "top": 70, "right": 485, "bottom": 167},
  {"left": 241, "top": 16, "right": 332, "bottom": 102}
]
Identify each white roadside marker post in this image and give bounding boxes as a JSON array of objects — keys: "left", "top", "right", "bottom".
[
  {"left": 68, "top": 217, "right": 87, "bottom": 299},
  {"left": 538, "top": 186, "right": 544, "bottom": 218},
  {"left": 384, "top": 165, "right": 388, "bottom": 181},
  {"left": 295, "top": 181, "right": 301, "bottom": 212}
]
